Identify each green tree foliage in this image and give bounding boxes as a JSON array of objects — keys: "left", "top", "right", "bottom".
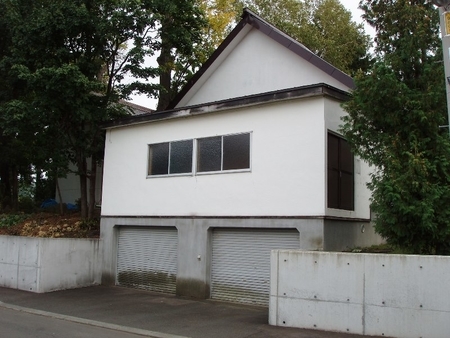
[
  {"left": 238, "top": 0, "right": 372, "bottom": 75},
  {"left": 0, "top": 0, "right": 206, "bottom": 218},
  {"left": 155, "top": 0, "right": 207, "bottom": 110},
  {"left": 342, "top": 0, "right": 450, "bottom": 254}
]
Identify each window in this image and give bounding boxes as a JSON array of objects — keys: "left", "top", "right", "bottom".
[
  {"left": 327, "top": 132, "right": 354, "bottom": 210},
  {"left": 148, "top": 140, "right": 193, "bottom": 176},
  {"left": 197, "top": 133, "right": 251, "bottom": 173},
  {"left": 147, "top": 133, "right": 251, "bottom": 177}
]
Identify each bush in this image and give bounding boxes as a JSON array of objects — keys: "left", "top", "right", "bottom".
[{"left": 0, "top": 213, "right": 29, "bottom": 228}]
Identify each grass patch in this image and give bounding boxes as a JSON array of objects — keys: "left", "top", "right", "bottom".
[
  {"left": 344, "top": 243, "right": 408, "bottom": 254},
  {"left": 0, "top": 213, "right": 30, "bottom": 228}
]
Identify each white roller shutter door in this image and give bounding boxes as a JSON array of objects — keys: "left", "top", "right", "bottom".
[
  {"left": 116, "top": 226, "right": 178, "bottom": 294},
  {"left": 211, "top": 228, "right": 299, "bottom": 306}
]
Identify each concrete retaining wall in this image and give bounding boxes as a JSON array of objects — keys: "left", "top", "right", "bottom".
[
  {"left": 269, "top": 250, "right": 450, "bottom": 338},
  {"left": 0, "top": 235, "right": 101, "bottom": 293}
]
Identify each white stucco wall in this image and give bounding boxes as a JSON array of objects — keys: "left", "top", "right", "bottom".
[
  {"left": 179, "top": 29, "right": 351, "bottom": 107},
  {"left": 269, "top": 251, "right": 450, "bottom": 337},
  {"left": 102, "top": 96, "right": 370, "bottom": 219},
  {"left": 103, "top": 97, "right": 327, "bottom": 217},
  {"left": 0, "top": 236, "right": 101, "bottom": 293}
]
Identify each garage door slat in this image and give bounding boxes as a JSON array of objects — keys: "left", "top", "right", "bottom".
[
  {"left": 116, "top": 227, "right": 178, "bottom": 294},
  {"left": 211, "top": 228, "right": 299, "bottom": 306}
]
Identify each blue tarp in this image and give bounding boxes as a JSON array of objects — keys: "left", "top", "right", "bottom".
[{"left": 40, "top": 199, "right": 58, "bottom": 208}]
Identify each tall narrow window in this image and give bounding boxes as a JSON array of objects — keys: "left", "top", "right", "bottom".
[
  {"left": 197, "top": 136, "right": 222, "bottom": 172},
  {"left": 327, "top": 133, "right": 354, "bottom": 210},
  {"left": 148, "top": 140, "right": 193, "bottom": 176},
  {"left": 223, "top": 133, "right": 250, "bottom": 170},
  {"left": 197, "top": 133, "right": 251, "bottom": 173},
  {"left": 148, "top": 142, "right": 169, "bottom": 175}
]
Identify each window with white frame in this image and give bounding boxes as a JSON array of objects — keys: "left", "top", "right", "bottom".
[
  {"left": 197, "top": 133, "right": 251, "bottom": 173},
  {"left": 148, "top": 139, "right": 193, "bottom": 176},
  {"left": 147, "top": 133, "right": 251, "bottom": 177}
]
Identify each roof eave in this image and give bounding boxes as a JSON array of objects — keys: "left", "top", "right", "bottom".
[{"left": 103, "top": 83, "right": 351, "bottom": 130}]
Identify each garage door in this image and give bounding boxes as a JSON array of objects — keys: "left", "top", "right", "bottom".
[
  {"left": 211, "top": 228, "right": 300, "bottom": 306},
  {"left": 116, "top": 226, "right": 178, "bottom": 294}
]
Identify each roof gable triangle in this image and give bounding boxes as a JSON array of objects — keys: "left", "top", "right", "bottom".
[{"left": 169, "top": 8, "right": 354, "bottom": 109}]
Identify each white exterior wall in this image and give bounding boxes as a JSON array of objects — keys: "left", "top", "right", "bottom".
[
  {"left": 0, "top": 236, "right": 101, "bottom": 293},
  {"left": 324, "top": 98, "right": 371, "bottom": 219},
  {"left": 270, "top": 251, "right": 450, "bottom": 338},
  {"left": 102, "top": 97, "right": 328, "bottom": 217},
  {"left": 180, "top": 29, "right": 350, "bottom": 107}
]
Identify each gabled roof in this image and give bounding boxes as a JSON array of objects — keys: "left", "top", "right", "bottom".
[
  {"left": 121, "top": 100, "right": 155, "bottom": 115},
  {"left": 167, "top": 8, "right": 354, "bottom": 110}
]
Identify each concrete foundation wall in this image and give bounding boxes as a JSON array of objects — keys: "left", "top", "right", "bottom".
[
  {"left": 323, "top": 220, "right": 384, "bottom": 251},
  {"left": 269, "top": 251, "right": 450, "bottom": 337},
  {"left": 0, "top": 236, "right": 101, "bottom": 293},
  {"left": 101, "top": 217, "right": 377, "bottom": 299}
]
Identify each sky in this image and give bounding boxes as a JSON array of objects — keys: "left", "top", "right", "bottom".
[
  {"left": 343, "top": 0, "right": 376, "bottom": 37},
  {"left": 130, "top": 1, "right": 373, "bottom": 109},
  {"left": 343, "top": 0, "right": 365, "bottom": 24}
]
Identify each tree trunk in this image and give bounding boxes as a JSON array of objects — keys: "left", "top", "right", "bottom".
[
  {"left": 11, "top": 165, "right": 18, "bottom": 210},
  {"left": 0, "top": 163, "right": 11, "bottom": 211},
  {"left": 55, "top": 174, "right": 64, "bottom": 215},
  {"left": 77, "top": 156, "right": 88, "bottom": 219},
  {"left": 156, "top": 28, "right": 175, "bottom": 111}
]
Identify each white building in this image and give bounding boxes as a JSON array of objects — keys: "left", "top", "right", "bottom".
[{"left": 100, "top": 9, "right": 382, "bottom": 306}]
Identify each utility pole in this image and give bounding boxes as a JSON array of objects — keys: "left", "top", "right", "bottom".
[{"left": 432, "top": 0, "right": 450, "bottom": 133}]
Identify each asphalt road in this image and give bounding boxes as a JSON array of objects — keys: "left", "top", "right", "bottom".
[
  {"left": 0, "top": 286, "right": 380, "bottom": 338},
  {"left": 0, "top": 306, "right": 168, "bottom": 338}
]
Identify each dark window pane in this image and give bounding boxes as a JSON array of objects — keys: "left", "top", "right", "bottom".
[
  {"left": 197, "top": 137, "right": 222, "bottom": 172},
  {"left": 149, "top": 143, "right": 169, "bottom": 175},
  {"left": 327, "top": 133, "right": 354, "bottom": 210},
  {"left": 328, "top": 134, "right": 339, "bottom": 170},
  {"left": 223, "top": 133, "right": 250, "bottom": 170},
  {"left": 170, "top": 140, "right": 193, "bottom": 174},
  {"left": 340, "top": 172, "right": 354, "bottom": 210},
  {"left": 327, "top": 169, "right": 340, "bottom": 209},
  {"left": 340, "top": 140, "right": 353, "bottom": 173}
]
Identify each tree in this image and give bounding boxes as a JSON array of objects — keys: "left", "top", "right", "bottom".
[
  {"left": 341, "top": 0, "right": 450, "bottom": 254},
  {"left": 155, "top": 0, "right": 207, "bottom": 110},
  {"left": 1, "top": 0, "right": 206, "bottom": 218}
]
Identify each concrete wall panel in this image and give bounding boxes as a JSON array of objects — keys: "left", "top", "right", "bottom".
[
  {"left": 275, "top": 297, "right": 363, "bottom": 334},
  {"left": 18, "top": 239, "right": 39, "bottom": 267},
  {"left": 39, "top": 238, "right": 101, "bottom": 292},
  {"left": 0, "top": 236, "right": 101, "bottom": 293},
  {"left": 0, "top": 263, "right": 18, "bottom": 288},
  {"left": 17, "top": 266, "right": 38, "bottom": 292},
  {"left": 365, "top": 305, "right": 450, "bottom": 338},
  {"left": 0, "top": 236, "right": 19, "bottom": 264},
  {"left": 275, "top": 251, "right": 365, "bottom": 304},
  {"left": 270, "top": 251, "right": 450, "bottom": 337}
]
